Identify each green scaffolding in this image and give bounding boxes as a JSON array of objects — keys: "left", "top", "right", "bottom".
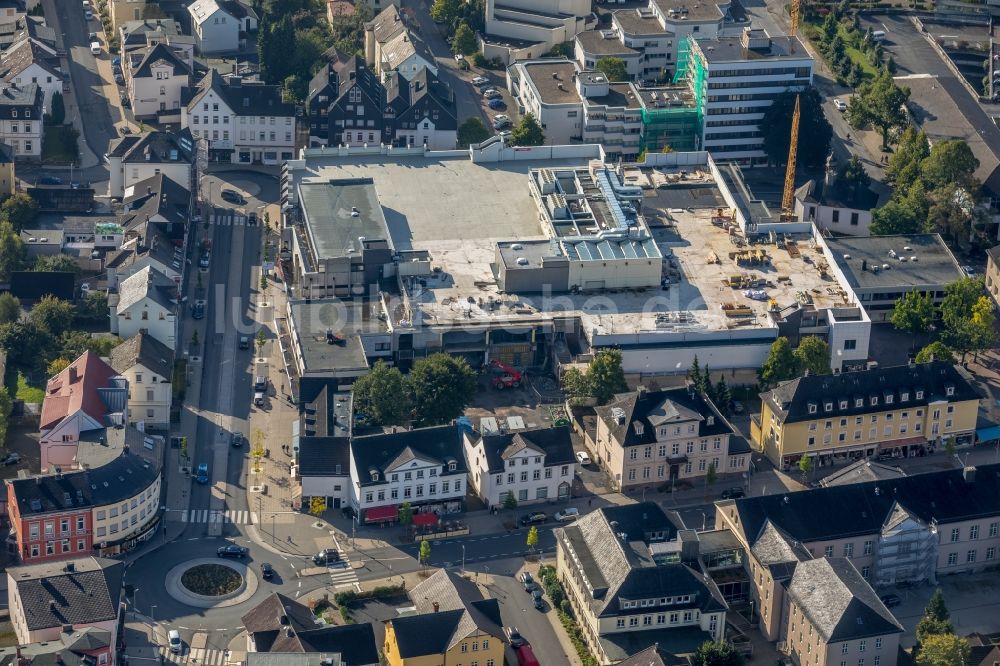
[{"left": 639, "top": 37, "right": 704, "bottom": 154}]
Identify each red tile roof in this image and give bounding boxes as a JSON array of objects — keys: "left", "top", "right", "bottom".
[{"left": 39, "top": 351, "right": 118, "bottom": 431}]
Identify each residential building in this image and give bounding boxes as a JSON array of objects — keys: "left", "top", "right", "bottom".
[
  {"left": 554, "top": 502, "right": 728, "bottom": 664},
  {"left": 187, "top": 0, "right": 257, "bottom": 54},
  {"left": 967, "top": 633, "right": 1000, "bottom": 666},
  {"left": 0, "top": 141, "right": 13, "bottom": 197},
  {"left": 820, "top": 234, "right": 966, "bottom": 323},
  {"left": 385, "top": 67, "right": 456, "bottom": 149},
  {"left": 463, "top": 425, "right": 575, "bottom": 508},
  {"left": 106, "top": 129, "right": 198, "bottom": 199},
  {"left": 0, "top": 38, "right": 62, "bottom": 112},
  {"left": 124, "top": 41, "right": 192, "bottom": 119},
  {"left": 37, "top": 351, "right": 128, "bottom": 474},
  {"left": 818, "top": 458, "right": 906, "bottom": 488},
  {"left": 0, "top": 82, "right": 42, "bottom": 158},
  {"left": 481, "top": 0, "right": 590, "bottom": 65},
  {"left": 785, "top": 558, "right": 903, "bottom": 666},
  {"left": 349, "top": 425, "right": 467, "bottom": 522},
  {"left": 306, "top": 56, "right": 387, "bottom": 148},
  {"left": 241, "top": 592, "right": 380, "bottom": 664},
  {"left": 294, "top": 387, "right": 352, "bottom": 510},
  {"left": 6, "top": 556, "right": 123, "bottom": 664},
  {"left": 6, "top": 450, "right": 162, "bottom": 562},
  {"left": 118, "top": 18, "right": 182, "bottom": 52},
  {"left": 108, "top": 332, "right": 174, "bottom": 430},
  {"left": 0, "top": 0, "right": 24, "bottom": 24},
  {"left": 384, "top": 569, "right": 506, "bottom": 666},
  {"left": 615, "top": 645, "right": 670, "bottom": 666},
  {"left": 593, "top": 387, "right": 751, "bottom": 490},
  {"left": 750, "top": 361, "right": 979, "bottom": 469},
  {"left": 0, "top": 627, "right": 114, "bottom": 666},
  {"left": 109, "top": 0, "right": 153, "bottom": 30},
  {"left": 181, "top": 70, "right": 296, "bottom": 165},
  {"left": 364, "top": 6, "right": 436, "bottom": 81},
  {"left": 794, "top": 168, "right": 885, "bottom": 237},
  {"left": 109, "top": 265, "right": 178, "bottom": 350}
]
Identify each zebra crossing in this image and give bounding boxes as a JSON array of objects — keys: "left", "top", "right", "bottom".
[
  {"left": 162, "top": 648, "right": 229, "bottom": 666},
  {"left": 328, "top": 556, "right": 359, "bottom": 590},
  {"left": 167, "top": 509, "right": 257, "bottom": 525},
  {"left": 208, "top": 213, "right": 249, "bottom": 227}
]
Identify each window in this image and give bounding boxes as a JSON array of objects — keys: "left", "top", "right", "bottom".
[
  {"left": 860, "top": 641, "right": 866, "bottom": 653},
  {"left": 948, "top": 552, "right": 958, "bottom": 566},
  {"left": 951, "top": 528, "right": 960, "bottom": 543},
  {"left": 843, "top": 543, "right": 854, "bottom": 558},
  {"left": 875, "top": 639, "right": 882, "bottom": 650},
  {"left": 986, "top": 547, "right": 996, "bottom": 560},
  {"left": 862, "top": 566, "right": 870, "bottom": 578},
  {"left": 825, "top": 546, "right": 834, "bottom": 558},
  {"left": 629, "top": 617, "right": 639, "bottom": 627},
  {"left": 968, "top": 549, "right": 977, "bottom": 563},
  {"left": 864, "top": 540, "right": 873, "bottom": 555},
  {"left": 991, "top": 522, "right": 998, "bottom": 538},
  {"left": 971, "top": 525, "right": 980, "bottom": 540},
  {"left": 617, "top": 619, "right": 626, "bottom": 628}
]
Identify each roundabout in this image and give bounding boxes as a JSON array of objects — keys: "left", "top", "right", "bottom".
[{"left": 165, "top": 558, "right": 260, "bottom": 609}]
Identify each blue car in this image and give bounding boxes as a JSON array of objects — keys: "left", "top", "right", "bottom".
[
  {"left": 112, "top": 56, "right": 121, "bottom": 66},
  {"left": 196, "top": 463, "right": 209, "bottom": 483},
  {"left": 488, "top": 98, "right": 506, "bottom": 110}
]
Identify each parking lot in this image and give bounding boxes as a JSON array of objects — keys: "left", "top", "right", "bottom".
[{"left": 882, "top": 572, "right": 1000, "bottom": 646}]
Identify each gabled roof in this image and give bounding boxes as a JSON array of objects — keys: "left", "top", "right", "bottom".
[
  {"left": 819, "top": 459, "right": 907, "bottom": 488},
  {"left": 367, "top": 5, "right": 406, "bottom": 45},
  {"left": 297, "top": 437, "right": 350, "bottom": 477},
  {"left": 39, "top": 351, "right": 118, "bottom": 431},
  {"left": 8, "top": 557, "right": 124, "bottom": 631},
  {"left": 188, "top": 0, "right": 256, "bottom": 24},
  {"left": 390, "top": 67, "right": 457, "bottom": 131},
  {"left": 0, "top": 627, "right": 112, "bottom": 666},
  {"left": 615, "top": 645, "right": 671, "bottom": 666},
  {"left": 351, "top": 425, "right": 466, "bottom": 487},
  {"left": 750, "top": 520, "right": 810, "bottom": 567},
  {"left": 129, "top": 41, "right": 191, "bottom": 79},
  {"left": 116, "top": 128, "right": 196, "bottom": 166},
  {"left": 0, "top": 82, "right": 41, "bottom": 117},
  {"left": 109, "top": 331, "right": 174, "bottom": 378},
  {"left": 596, "top": 387, "right": 734, "bottom": 447},
  {"left": 476, "top": 425, "right": 575, "bottom": 474},
  {"left": 380, "top": 29, "right": 433, "bottom": 72},
  {"left": 764, "top": 361, "right": 979, "bottom": 424},
  {"left": 116, "top": 265, "right": 176, "bottom": 312},
  {"left": 185, "top": 69, "right": 294, "bottom": 118},
  {"left": 0, "top": 37, "right": 61, "bottom": 81},
  {"left": 786, "top": 558, "right": 902, "bottom": 643},
  {"left": 122, "top": 171, "right": 192, "bottom": 227}
]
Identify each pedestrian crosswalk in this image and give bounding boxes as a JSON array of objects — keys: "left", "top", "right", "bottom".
[
  {"left": 328, "top": 556, "right": 359, "bottom": 590},
  {"left": 167, "top": 509, "right": 257, "bottom": 525},
  {"left": 208, "top": 213, "right": 252, "bottom": 226},
  {"left": 162, "top": 647, "right": 229, "bottom": 666}
]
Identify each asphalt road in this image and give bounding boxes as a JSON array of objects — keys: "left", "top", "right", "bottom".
[
  {"left": 491, "top": 573, "right": 573, "bottom": 666},
  {"left": 398, "top": 524, "right": 558, "bottom": 568}
]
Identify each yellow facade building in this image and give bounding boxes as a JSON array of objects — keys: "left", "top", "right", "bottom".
[{"left": 751, "top": 361, "right": 979, "bottom": 470}]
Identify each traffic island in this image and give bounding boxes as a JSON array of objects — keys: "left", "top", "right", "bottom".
[{"left": 165, "top": 558, "right": 259, "bottom": 609}]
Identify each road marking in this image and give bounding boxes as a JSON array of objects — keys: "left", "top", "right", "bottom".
[{"left": 168, "top": 509, "right": 257, "bottom": 525}]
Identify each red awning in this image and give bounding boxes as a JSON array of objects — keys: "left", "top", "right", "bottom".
[
  {"left": 365, "top": 505, "right": 399, "bottom": 523},
  {"left": 413, "top": 513, "right": 440, "bottom": 527}
]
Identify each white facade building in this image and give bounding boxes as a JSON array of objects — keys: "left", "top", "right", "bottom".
[
  {"left": 463, "top": 426, "right": 575, "bottom": 508},
  {"left": 0, "top": 83, "right": 42, "bottom": 158},
  {"left": 187, "top": 0, "right": 257, "bottom": 54},
  {"left": 110, "top": 266, "right": 177, "bottom": 350},
  {"left": 0, "top": 39, "right": 62, "bottom": 113},
  {"left": 108, "top": 332, "right": 174, "bottom": 430},
  {"left": 125, "top": 42, "right": 192, "bottom": 118}
]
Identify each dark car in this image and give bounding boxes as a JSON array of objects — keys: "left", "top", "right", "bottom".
[
  {"left": 120, "top": 95, "right": 130, "bottom": 108},
  {"left": 114, "top": 74, "right": 124, "bottom": 85},
  {"left": 239, "top": 335, "right": 250, "bottom": 350},
  {"left": 522, "top": 574, "right": 537, "bottom": 593},
  {"left": 531, "top": 588, "right": 544, "bottom": 609},
  {"left": 519, "top": 512, "right": 546, "bottom": 527},
  {"left": 119, "top": 125, "right": 132, "bottom": 135},
  {"left": 191, "top": 301, "right": 205, "bottom": 320},
  {"left": 313, "top": 549, "right": 340, "bottom": 565},
  {"left": 221, "top": 189, "right": 246, "bottom": 205},
  {"left": 260, "top": 562, "right": 274, "bottom": 579},
  {"left": 504, "top": 626, "right": 525, "bottom": 648},
  {"left": 231, "top": 432, "right": 243, "bottom": 448},
  {"left": 217, "top": 544, "right": 248, "bottom": 558},
  {"left": 880, "top": 594, "right": 901, "bottom": 608},
  {"left": 2, "top": 452, "right": 21, "bottom": 466},
  {"left": 720, "top": 487, "right": 746, "bottom": 500},
  {"left": 38, "top": 176, "right": 62, "bottom": 185},
  {"left": 248, "top": 211, "right": 258, "bottom": 225}
]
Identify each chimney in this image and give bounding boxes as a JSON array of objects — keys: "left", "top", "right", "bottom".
[
  {"left": 279, "top": 614, "right": 289, "bottom": 625},
  {"left": 65, "top": 562, "right": 74, "bottom": 573},
  {"left": 963, "top": 466, "right": 976, "bottom": 484},
  {"left": 285, "top": 627, "right": 293, "bottom": 637},
  {"left": 68, "top": 365, "right": 78, "bottom": 383},
  {"left": 49, "top": 600, "right": 57, "bottom": 611},
  {"left": 432, "top": 602, "right": 440, "bottom": 612}
]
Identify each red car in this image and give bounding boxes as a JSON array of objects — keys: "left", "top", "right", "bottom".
[{"left": 516, "top": 645, "right": 540, "bottom": 666}]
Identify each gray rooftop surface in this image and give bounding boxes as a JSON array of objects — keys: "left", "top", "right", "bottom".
[
  {"left": 299, "top": 179, "right": 391, "bottom": 260},
  {"left": 523, "top": 61, "right": 581, "bottom": 104},
  {"left": 651, "top": 0, "right": 726, "bottom": 21},
  {"left": 825, "top": 234, "right": 964, "bottom": 290},
  {"left": 614, "top": 9, "right": 668, "bottom": 35},
  {"left": 576, "top": 30, "right": 640, "bottom": 56},
  {"left": 289, "top": 299, "right": 387, "bottom": 373},
  {"left": 697, "top": 34, "right": 808, "bottom": 62},
  {"left": 585, "top": 83, "right": 642, "bottom": 109}
]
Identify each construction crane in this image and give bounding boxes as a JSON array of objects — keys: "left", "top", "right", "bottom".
[
  {"left": 780, "top": 94, "right": 801, "bottom": 222},
  {"left": 790, "top": 0, "right": 799, "bottom": 36}
]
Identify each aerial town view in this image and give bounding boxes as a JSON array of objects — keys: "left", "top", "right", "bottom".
[{"left": 0, "top": 0, "right": 999, "bottom": 664}]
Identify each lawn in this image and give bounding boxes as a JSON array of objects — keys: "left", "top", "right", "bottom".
[
  {"left": 41, "top": 124, "right": 81, "bottom": 163},
  {"left": 804, "top": 19, "right": 881, "bottom": 82},
  {"left": 14, "top": 372, "right": 44, "bottom": 403}
]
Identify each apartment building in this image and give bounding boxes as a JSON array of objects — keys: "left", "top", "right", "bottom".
[
  {"left": 0, "top": 38, "right": 62, "bottom": 112},
  {"left": 108, "top": 332, "right": 174, "bottom": 430},
  {"left": 181, "top": 70, "right": 295, "bottom": 165},
  {"left": 750, "top": 361, "right": 979, "bottom": 470},
  {"left": 109, "top": 0, "right": 153, "bottom": 29},
  {"left": 592, "top": 386, "right": 751, "bottom": 491},
  {"left": 187, "top": 0, "right": 257, "bottom": 54},
  {"left": 0, "top": 82, "right": 42, "bottom": 158},
  {"left": 124, "top": 41, "right": 192, "bottom": 119},
  {"left": 482, "top": 0, "right": 590, "bottom": 65},
  {"left": 364, "top": 6, "right": 436, "bottom": 81},
  {"left": 106, "top": 129, "right": 197, "bottom": 199}
]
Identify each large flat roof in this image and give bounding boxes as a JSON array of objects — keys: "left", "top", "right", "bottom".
[
  {"left": 825, "top": 234, "right": 964, "bottom": 291},
  {"left": 299, "top": 179, "right": 391, "bottom": 259},
  {"left": 289, "top": 299, "right": 388, "bottom": 374},
  {"left": 523, "top": 61, "right": 582, "bottom": 104},
  {"left": 697, "top": 34, "right": 808, "bottom": 62}
]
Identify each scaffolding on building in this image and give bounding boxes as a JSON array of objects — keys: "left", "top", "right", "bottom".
[{"left": 638, "top": 36, "right": 704, "bottom": 154}]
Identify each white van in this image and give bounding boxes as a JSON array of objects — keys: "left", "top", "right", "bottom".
[
  {"left": 168, "top": 630, "right": 182, "bottom": 654},
  {"left": 90, "top": 41, "right": 101, "bottom": 55},
  {"left": 871, "top": 30, "right": 886, "bottom": 42}
]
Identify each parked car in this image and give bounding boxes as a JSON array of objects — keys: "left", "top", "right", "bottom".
[
  {"left": 472, "top": 76, "right": 489, "bottom": 86},
  {"left": 239, "top": 335, "right": 250, "bottom": 350},
  {"left": 195, "top": 463, "right": 209, "bottom": 483},
  {"left": 115, "top": 74, "right": 125, "bottom": 85},
  {"left": 555, "top": 507, "right": 579, "bottom": 522},
  {"left": 254, "top": 375, "right": 267, "bottom": 391},
  {"left": 168, "top": 630, "right": 183, "bottom": 654},
  {"left": 191, "top": 301, "right": 205, "bottom": 320},
  {"left": 519, "top": 512, "right": 547, "bottom": 526},
  {"left": 493, "top": 119, "right": 512, "bottom": 131},
  {"left": 576, "top": 451, "right": 591, "bottom": 465},
  {"left": 720, "top": 487, "right": 745, "bottom": 500},
  {"left": 521, "top": 572, "right": 536, "bottom": 592},
  {"left": 504, "top": 626, "right": 526, "bottom": 648},
  {"left": 120, "top": 95, "right": 130, "bottom": 108},
  {"left": 833, "top": 98, "right": 847, "bottom": 112},
  {"left": 880, "top": 593, "right": 901, "bottom": 608},
  {"left": 231, "top": 432, "right": 243, "bottom": 448},
  {"left": 484, "top": 90, "right": 502, "bottom": 100},
  {"left": 488, "top": 98, "right": 506, "bottom": 110},
  {"left": 516, "top": 644, "right": 540, "bottom": 666},
  {"left": 119, "top": 125, "right": 132, "bottom": 135},
  {"left": 2, "top": 452, "right": 21, "bottom": 466},
  {"left": 962, "top": 265, "right": 978, "bottom": 277},
  {"left": 454, "top": 53, "right": 465, "bottom": 63},
  {"left": 260, "top": 562, "right": 274, "bottom": 579},
  {"left": 531, "top": 588, "right": 544, "bottom": 609},
  {"left": 90, "top": 41, "right": 101, "bottom": 55},
  {"left": 221, "top": 189, "right": 245, "bottom": 204},
  {"left": 38, "top": 176, "right": 62, "bottom": 185},
  {"left": 254, "top": 391, "right": 265, "bottom": 407},
  {"left": 313, "top": 549, "right": 340, "bottom": 565},
  {"left": 112, "top": 55, "right": 121, "bottom": 66},
  {"left": 217, "top": 544, "right": 248, "bottom": 558}
]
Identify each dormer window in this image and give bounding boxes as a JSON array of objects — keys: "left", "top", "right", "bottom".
[
  {"left": 871, "top": 396, "right": 878, "bottom": 406},
  {"left": 448, "top": 461, "right": 457, "bottom": 472},
  {"left": 916, "top": 390, "right": 924, "bottom": 400},
  {"left": 946, "top": 385, "right": 955, "bottom": 396},
  {"left": 839, "top": 400, "right": 848, "bottom": 410},
  {"left": 824, "top": 402, "right": 833, "bottom": 412},
  {"left": 11, "top": 110, "right": 16, "bottom": 118},
  {"left": 706, "top": 416, "right": 714, "bottom": 426},
  {"left": 808, "top": 402, "right": 817, "bottom": 414},
  {"left": 885, "top": 394, "right": 893, "bottom": 404},
  {"left": 855, "top": 398, "right": 864, "bottom": 408},
  {"left": 370, "top": 470, "right": 379, "bottom": 482},
  {"left": 901, "top": 392, "right": 909, "bottom": 402}
]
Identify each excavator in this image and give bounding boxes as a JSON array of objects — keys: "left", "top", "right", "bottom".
[{"left": 488, "top": 360, "right": 523, "bottom": 390}]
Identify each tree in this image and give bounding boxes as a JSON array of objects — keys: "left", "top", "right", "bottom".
[
  {"left": 561, "top": 366, "right": 592, "bottom": 403},
  {"left": 587, "top": 348, "right": 628, "bottom": 404},
  {"left": 430, "top": 0, "right": 462, "bottom": 25},
  {"left": 794, "top": 336, "right": 831, "bottom": 376},
  {"left": 693, "top": 641, "right": 744, "bottom": 666},
  {"left": 33, "top": 253, "right": 80, "bottom": 276},
  {"left": 689, "top": 356, "right": 704, "bottom": 390},
  {"left": 847, "top": 69, "right": 910, "bottom": 150},
  {"left": 760, "top": 87, "right": 833, "bottom": 170},
  {"left": 452, "top": 21, "right": 477, "bottom": 56},
  {"left": 915, "top": 341, "right": 955, "bottom": 364},
  {"left": 399, "top": 500, "right": 413, "bottom": 526},
  {"left": 705, "top": 462, "right": 717, "bottom": 487},
  {"left": 714, "top": 377, "right": 732, "bottom": 416},
  {"left": 418, "top": 539, "right": 431, "bottom": 567},
  {"left": 759, "top": 337, "right": 798, "bottom": 388},
  {"left": 47, "top": 357, "right": 70, "bottom": 376},
  {"left": 926, "top": 588, "right": 950, "bottom": 622},
  {"left": 509, "top": 113, "right": 544, "bottom": 147},
  {"left": 76, "top": 291, "right": 109, "bottom": 324},
  {"left": 940, "top": 277, "right": 985, "bottom": 357},
  {"left": 0, "top": 389, "right": 11, "bottom": 452},
  {"left": 0, "top": 220, "right": 26, "bottom": 280},
  {"left": 0, "top": 292, "right": 20, "bottom": 325},
  {"left": 921, "top": 140, "right": 979, "bottom": 192},
  {"left": 886, "top": 128, "right": 930, "bottom": 191},
  {"left": 406, "top": 353, "right": 477, "bottom": 425},
  {"left": 256, "top": 329, "right": 267, "bottom": 353},
  {"left": 0, "top": 194, "right": 39, "bottom": 233},
  {"left": 0, "top": 321, "right": 54, "bottom": 375},
  {"left": 502, "top": 491, "right": 518, "bottom": 512},
  {"left": 457, "top": 117, "right": 491, "bottom": 146},
  {"left": 870, "top": 180, "right": 930, "bottom": 235},
  {"left": 596, "top": 57, "right": 628, "bottom": 82},
  {"left": 527, "top": 526, "right": 539, "bottom": 551},
  {"left": 891, "top": 290, "right": 934, "bottom": 334},
  {"left": 916, "top": 589, "right": 955, "bottom": 645},
  {"left": 29, "top": 295, "right": 75, "bottom": 337},
  {"left": 309, "top": 496, "right": 327, "bottom": 516},
  {"left": 838, "top": 156, "right": 871, "bottom": 203},
  {"left": 798, "top": 455, "right": 813, "bottom": 480},
  {"left": 352, "top": 360, "right": 410, "bottom": 426},
  {"left": 49, "top": 91, "right": 65, "bottom": 125},
  {"left": 282, "top": 74, "right": 306, "bottom": 104},
  {"left": 916, "top": 634, "right": 969, "bottom": 666}
]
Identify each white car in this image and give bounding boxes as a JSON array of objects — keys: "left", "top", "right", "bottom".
[
  {"left": 454, "top": 53, "right": 465, "bottom": 63},
  {"left": 576, "top": 450, "right": 591, "bottom": 465},
  {"left": 833, "top": 98, "right": 847, "bottom": 112},
  {"left": 90, "top": 41, "right": 101, "bottom": 55},
  {"left": 555, "top": 508, "right": 580, "bottom": 522},
  {"left": 472, "top": 76, "right": 489, "bottom": 86}
]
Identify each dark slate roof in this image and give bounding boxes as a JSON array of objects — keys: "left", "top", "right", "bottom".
[
  {"left": 130, "top": 42, "right": 191, "bottom": 79},
  {"left": 0, "top": 38, "right": 61, "bottom": 81},
  {"left": 351, "top": 425, "right": 466, "bottom": 487},
  {"left": 367, "top": 5, "right": 406, "bottom": 46},
  {"left": 389, "top": 67, "right": 457, "bottom": 131},
  {"left": 8, "top": 557, "right": 124, "bottom": 630},
  {"left": 0, "top": 141, "right": 13, "bottom": 164},
  {"left": 596, "top": 387, "right": 735, "bottom": 446},
  {"left": 764, "top": 361, "right": 979, "bottom": 424},
  {"left": 787, "top": 558, "right": 902, "bottom": 642},
  {"left": 301, "top": 385, "right": 352, "bottom": 439},
  {"left": 108, "top": 134, "right": 142, "bottom": 158},
  {"left": 186, "top": 69, "right": 294, "bottom": 118},
  {"left": 122, "top": 171, "right": 191, "bottom": 226},
  {"left": 241, "top": 592, "right": 319, "bottom": 652},
  {"left": 0, "top": 82, "right": 40, "bottom": 117},
  {"left": 409, "top": 569, "right": 504, "bottom": 645},
  {"left": 391, "top": 609, "right": 465, "bottom": 657},
  {"left": 0, "top": 628, "right": 111, "bottom": 666},
  {"left": 614, "top": 645, "right": 670, "bottom": 666},
  {"left": 477, "top": 425, "right": 575, "bottom": 474},
  {"left": 9, "top": 451, "right": 160, "bottom": 514},
  {"left": 297, "top": 623, "right": 379, "bottom": 665},
  {"left": 732, "top": 464, "right": 1000, "bottom": 546},
  {"left": 109, "top": 331, "right": 174, "bottom": 379},
  {"left": 298, "top": 437, "right": 350, "bottom": 477}
]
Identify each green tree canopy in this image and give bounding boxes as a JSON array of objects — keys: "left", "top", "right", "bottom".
[
  {"left": 921, "top": 140, "right": 979, "bottom": 191},
  {"left": 916, "top": 633, "right": 968, "bottom": 666},
  {"left": 76, "top": 291, "right": 108, "bottom": 324},
  {"left": 587, "top": 348, "right": 628, "bottom": 404},
  {"left": 596, "top": 57, "right": 628, "bottom": 82},
  {"left": 352, "top": 360, "right": 410, "bottom": 426},
  {"left": 693, "top": 641, "right": 743, "bottom": 666},
  {"left": 0, "top": 292, "right": 20, "bottom": 325},
  {"left": 430, "top": 0, "right": 462, "bottom": 25},
  {"left": 418, "top": 539, "right": 431, "bottom": 565},
  {"left": 891, "top": 290, "right": 934, "bottom": 334},
  {"left": 0, "top": 321, "right": 54, "bottom": 375},
  {"left": 838, "top": 156, "right": 872, "bottom": 203},
  {"left": 29, "top": 295, "right": 75, "bottom": 338},
  {"left": 915, "top": 341, "right": 955, "bottom": 364},
  {"left": 870, "top": 181, "right": 929, "bottom": 235},
  {"left": 760, "top": 87, "right": 833, "bottom": 170},
  {"left": 0, "top": 194, "right": 39, "bottom": 233},
  {"left": 847, "top": 69, "right": 911, "bottom": 149},
  {"left": 0, "top": 220, "right": 26, "bottom": 280},
  {"left": 406, "top": 353, "right": 477, "bottom": 426},
  {"left": 399, "top": 500, "right": 413, "bottom": 526},
  {"left": 925, "top": 588, "right": 950, "bottom": 622},
  {"left": 457, "top": 117, "right": 491, "bottom": 146},
  {"left": 0, "top": 387, "right": 11, "bottom": 451},
  {"left": 509, "top": 113, "right": 544, "bottom": 146},
  {"left": 940, "top": 277, "right": 984, "bottom": 335},
  {"left": 33, "top": 253, "right": 80, "bottom": 276},
  {"left": 452, "top": 21, "right": 478, "bottom": 55},
  {"left": 502, "top": 492, "right": 518, "bottom": 511},
  {"left": 793, "top": 336, "right": 831, "bottom": 376},
  {"left": 49, "top": 91, "right": 65, "bottom": 125},
  {"left": 886, "top": 128, "right": 930, "bottom": 191},
  {"left": 759, "top": 337, "right": 797, "bottom": 388}
]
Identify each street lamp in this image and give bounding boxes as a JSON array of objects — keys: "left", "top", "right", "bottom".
[{"left": 461, "top": 545, "right": 466, "bottom": 573}]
